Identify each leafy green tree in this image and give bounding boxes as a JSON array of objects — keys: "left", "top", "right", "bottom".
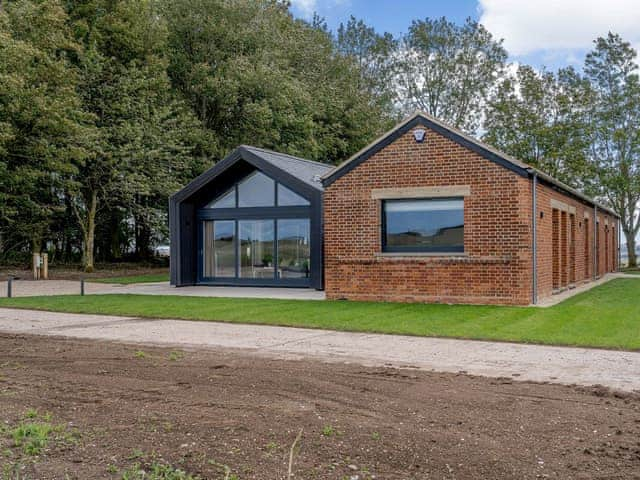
[
  {"left": 108, "top": 57, "right": 212, "bottom": 258},
  {"left": 483, "top": 65, "right": 595, "bottom": 185},
  {"left": 162, "top": 0, "right": 390, "bottom": 164},
  {"left": 336, "top": 15, "right": 397, "bottom": 113},
  {"left": 0, "top": 0, "right": 92, "bottom": 258},
  {"left": 397, "top": 17, "right": 507, "bottom": 133},
  {"left": 584, "top": 33, "right": 640, "bottom": 266},
  {"left": 65, "top": 0, "right": 211, "bottom": 270}
]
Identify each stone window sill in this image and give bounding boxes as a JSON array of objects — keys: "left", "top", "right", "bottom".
[{"left": 375, "top": 252, "right": 467, "bottom": 258}]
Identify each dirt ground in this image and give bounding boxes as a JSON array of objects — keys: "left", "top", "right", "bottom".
[
  {"left": 0, "top": 264, "right": 167, "bottom": 281},
  {"left": 1, "top": 334, "right": 639, "bottom": 480}
]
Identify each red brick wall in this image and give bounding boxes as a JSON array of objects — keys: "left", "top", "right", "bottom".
[
  {"left": 323, "top": 126, "right": 533, "bottom": 305},
  {"left": 323, "top": 124, "right": 619, "bottom": 305},
  {"left": 534, "top": 181, "right": 618, "bottom": 300}
]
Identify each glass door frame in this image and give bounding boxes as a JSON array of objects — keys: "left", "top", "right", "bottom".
[{"left": 196, "top": 206, "right": 312, "bottom": 287}]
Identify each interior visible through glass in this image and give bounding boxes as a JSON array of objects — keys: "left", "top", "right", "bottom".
[
  {"left": 203, "top": 220, "right": 235, "bottom": 277},
  {"left": 239, "top": 220, "right": 275, "bottom": 278},
  {"left": 277, "top": 219, "right": 310, "bottom": 278},
  {"left": 201, "top": 169, "right": 312, "bottom": 282}
]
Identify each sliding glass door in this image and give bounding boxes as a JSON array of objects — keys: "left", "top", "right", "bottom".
[
  {"left": 203, "top": 220, "right": 235, "bottom": 278},
  {"left": 201, "top": 218, "right": 310, "bottom": 285},
  {"left": 277, "top": 219, "right": 310, "bottom": 279},
  {"left": 239, "top": 220, "right": 275, "bottom": 279}
]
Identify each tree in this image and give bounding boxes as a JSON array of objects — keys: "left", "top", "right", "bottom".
[
  {"left": 162, "top": 0, "right": 391, "bottom": 164},
  {"left": 108, "top": 57, "right": 212, "bottom": 258},
  {"left": 336, "top": 15, "right": 397, "bottom": 113},
  {"left": 0, "top": 0, "right": 92, "bottom": 259},
  {"left": 584, "top": 33, "right": 640, "bottom": 266},
  {"left": 483, "top": 65, "right": 595, "bottom": 186},
  {"left": 397, "top": 17, "right": 507, "bottom": 133},
  {"left": 65, "top": 0, "right": 211, "bottom": 270}
]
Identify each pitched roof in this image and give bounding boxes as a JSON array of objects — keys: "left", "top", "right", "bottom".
[
  {"left": 240, "top": 145, "right": 332, "bottom": 190},
  {"left": 321, "top": 111, "right": 619, "bottom": 218},
  {"left": 170, "top": 145, "right": 332, "bottom": 204}
]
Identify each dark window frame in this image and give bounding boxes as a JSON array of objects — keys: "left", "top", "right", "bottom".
[
  {"left": 198, "top": 216, "right": 312, "bottom": 287},
  {"left": 381, "top": 197, "right": 465, "bottom": 254},
  {"left": 204, "top": 171, "right": 310, "bottom": 209},
  {"left": 203, "top": 219, "right": 237, "bottom": 279}
]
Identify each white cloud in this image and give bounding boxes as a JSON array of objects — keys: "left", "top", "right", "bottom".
[
  {"left": 289, "top": 0, "right": 317, "bottom": 18},
  {"left": 289, "top": 0, "right": 349, "bottom": 19},
  {"left": 479, "top": 0, "right": 640, "bottom": 57}
]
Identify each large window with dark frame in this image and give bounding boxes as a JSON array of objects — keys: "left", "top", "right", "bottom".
[
  {"left": 205, "top": 171, "right": 309, "bottom": 209},
  {"left": 382, "top": 198, "right": 464, "bottom": 253},
  {"left": 200, "top": 171, "right": 311, "bottom": 283}
]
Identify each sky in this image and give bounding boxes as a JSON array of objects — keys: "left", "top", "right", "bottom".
[{"left": 289, "top": 0, "right": 640, "bottom": 71}]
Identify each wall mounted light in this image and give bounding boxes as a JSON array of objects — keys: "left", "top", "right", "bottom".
[{"left": 413, "top": 129, "right": 426, "bottom": 143}]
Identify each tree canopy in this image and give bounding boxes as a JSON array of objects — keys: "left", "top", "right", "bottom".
[
  {"left": 483, "top": 65, "right": 595, "bottom": 185},
  {"left": 584, "top": 33, "right": 640, "bottom": 265},
  {"left": 0, "top": 1, "right": 638, "bottom": 267},
  {"left": 0, "top": 0, "right": 394, "bottom": 268},
  {"left": 397, "top": 17, "right": 508, "bottom": 132}
]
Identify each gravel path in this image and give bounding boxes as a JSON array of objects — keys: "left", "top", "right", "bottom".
[
  {"left": 1, "top": 307, "right": 638, "bottom": 392},
  {"left": 0, "top": 279, "right": 326, "bottom": 300}
]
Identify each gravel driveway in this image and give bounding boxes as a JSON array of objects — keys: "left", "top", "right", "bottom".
[
  {"left": 1, "top": 307, "right": 638, "bottom": 392},
  {"left": 0, "top": 279, "right": 325, "bottom": 300}
]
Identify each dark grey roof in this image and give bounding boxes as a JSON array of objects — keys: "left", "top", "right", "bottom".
[
  {"left": 171, "top": 145, "right": 332, "bottom": 203},
  {"left": 240, "top": 145, "right": 332, "bottom": 190}
]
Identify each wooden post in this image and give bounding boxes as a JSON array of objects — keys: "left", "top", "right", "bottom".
[
  {"left": 32, "top": 253, "right": 40, "bottom": 280},
  {"left": 80, "top": 277, "right": 85, "bottom": 296},
  {"left": 7, "top": 277, "right": 12, "bottom": 298},
  {"left": 41, "top": 253, "right": 48, "bottom": 280}
]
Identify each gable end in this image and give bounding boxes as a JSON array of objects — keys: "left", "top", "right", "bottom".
[{"left": 321, "top": 115, "right": 529, "bottom": 188}]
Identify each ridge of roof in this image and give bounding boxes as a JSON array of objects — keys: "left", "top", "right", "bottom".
[
  {"left": 171, "top": 144, "right": 330, "bottom": 203},
  {"left": 321, "top": 111, "right": 619, "bottom": 218},
  {"left": 240, "top": 145, "right": 333, "bottom": 170}
]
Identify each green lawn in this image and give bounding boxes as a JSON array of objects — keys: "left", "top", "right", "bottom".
[
  {"left": 89, "top": 273, "right": 169, "bottom": 284},
  {"left": 1, "top": 279, "right": 639, "bottom": 350},
  {"left": 620, "top": 268, "right": 640, "bottom": 275}
]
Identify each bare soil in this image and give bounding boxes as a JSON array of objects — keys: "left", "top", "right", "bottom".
[
  {"left": 1, "top": 334, "right": 639, "bottom": 479},
  {"left": 0, "top": 264, "right": 167, "bottom": 281}
]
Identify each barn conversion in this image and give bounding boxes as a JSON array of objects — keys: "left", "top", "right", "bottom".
[{"left": 170, "top": 112, "right": 619, "bottom": 305}]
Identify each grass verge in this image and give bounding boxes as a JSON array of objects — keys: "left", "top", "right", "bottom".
[{"left": 0, "top": 279, "right": 639, "bottom": 350}]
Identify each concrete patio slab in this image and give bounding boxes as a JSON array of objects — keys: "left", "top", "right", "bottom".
[
  {"left": 1, "top": 307, "right": 639, "bottom": 393},
  {"left": 112, "top": 283, "right": 326, "bottom": 300}
]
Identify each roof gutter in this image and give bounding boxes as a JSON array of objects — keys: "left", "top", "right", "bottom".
[{"left": 525, "top": 167, "right": 619, "bottom": 219}]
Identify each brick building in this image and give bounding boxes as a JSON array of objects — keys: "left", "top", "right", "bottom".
[
  {"left": 321, "top": 112, "right": 619, "bottom": 305},
  {"left": 171, "top": 112, "right": 619, "bottom": 305}
]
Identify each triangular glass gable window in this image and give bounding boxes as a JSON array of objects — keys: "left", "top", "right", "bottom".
[
  {"left": 277, "top": 184, "right": 310, "bottom": 206},
  {"left": 238, "top": 171, "right": 275, "bottom": 207},
  {"left": 205, "top": 187, "right": 236, "bottom": 209}
]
